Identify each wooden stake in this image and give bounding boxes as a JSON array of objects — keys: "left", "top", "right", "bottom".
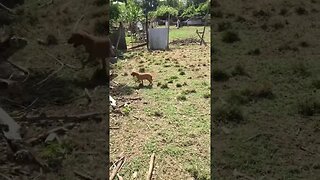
[{"left": 146, "top": 153, "right": 155, "bottom": 180}]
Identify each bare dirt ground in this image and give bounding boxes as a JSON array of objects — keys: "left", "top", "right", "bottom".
[
  {"left": 211, "top": 0, "right": 320, "bottom": 179},
  {"left": 110, "top": 28, "right": 211, "bottom": 179},
  {"left": 0, "top": 0, "right": 109, "bottom": 179}
]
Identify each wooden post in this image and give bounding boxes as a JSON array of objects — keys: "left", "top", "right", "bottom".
[
  {"left": 146, "top": 13, "right": 149, "bottom": 50},
  {"left": 167, "top": 14, "right": 170, "bottom": 49}
]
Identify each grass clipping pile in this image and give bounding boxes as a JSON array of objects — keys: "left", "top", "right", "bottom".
[{"left": 0, "top": 0, "right": 109, "bottom": 179}]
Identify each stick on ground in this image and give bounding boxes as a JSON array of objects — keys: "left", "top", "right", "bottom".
[
  {"left": 0, "top": 3, "right": 15, "bottom": 14},
  {"left": 146, "top": 153, "right": 155, "bottom": 180},
  {"left": 109, "top": 156, "right": 125, "bottom": 180}
]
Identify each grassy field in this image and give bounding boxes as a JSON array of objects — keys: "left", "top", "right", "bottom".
[
  {"left": 110, "top": 26, "right": 211, "bottom": 179},
  {"left": 212, "top": 0, "right": 320, "bottom": 179}
]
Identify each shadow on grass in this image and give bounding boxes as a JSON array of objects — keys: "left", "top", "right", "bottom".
[{"left": 20, "top": 69, "right": 82, "bottom": 108}]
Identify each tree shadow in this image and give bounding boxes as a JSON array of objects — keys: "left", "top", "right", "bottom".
[{"left": 110, "top": 83, "right": 135, "bottom": 96}]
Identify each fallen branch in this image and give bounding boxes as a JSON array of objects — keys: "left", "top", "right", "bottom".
[
  {"left": 74, "top": 170, "right": 93, "bottom": 180},
  {"left": 243, "top": 133, "right": 272, "bottom": 143},
  {"left": 0, "top": 3, "right": 15, "bottom": 14},
  {"left": 45, "top": 52, "right": 81, "bottom": 70},
  {"left": 0, "top": 172, "right": 11, "bottom": 180},
  {"left": 110, "top": 156, "right": 125, "bottom": 180},
  {"left": 73, "top": 14, "right": 85, "bottom": 32},
  {"left": 39, "top": 0, "right": 54, "bottom": 8},
  {"left": 129, "top": 43, "right": 147, "bottom": 50},
  {"left": 0, "top": 78, "right": 17, "bottom": 88},
  {"left": 117, "top": 174, "right": 124, "bottom": 180},
  {"left": 6, "top": 60, "right": 30, "bottom": 82},
  {"left": 84, "top": 88, "right": 92, "bottom": 105},
  {"left": 33, "top": 58, "right": 64, "bottom": 88},
  {"left": 146, "top": 153, "right": 155, "bottom": 180},
  {"left": 16, "top": 112, "right": 106, "bottom": 123},
  {"left": 26, "top": 123, "right": 75, "bottom": 145},
  {"left": 233, "top": 169, "right": 255, "bottom": 180}
]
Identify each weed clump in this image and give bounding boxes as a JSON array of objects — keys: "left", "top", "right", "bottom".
[
  {"left": 176, "top": 83, "right": 182, "bottom": 87},
  {"left": 46, "top": 34, "right": 58, "bottom": 45},
  {"left": 213, "top": 103, "right": 244, "bottom": 124},
  {"left": 222, "top": 31, "right": 240, "bottom": 43},
  {"left": 299, "top": 41, "right": 309, "bottom": 47},
  {"left": 138, "top": 68, "right": 145, "bottom": 73},
  {"left": 217, "top": 21, "right": 232, "bottom": 32},
  {"left": 241, "top": 83, "right": 274, "bottom": 101},
  {"left": 295, "top": 7, "right": 308, "bottom": 15},
  {"left": 182, "top": 89, "right": 197, "bottom": 95},
  {"left": 279, "top": 8, "right": 288, "bottom": 16},
  {"left": 298, "top": 97, "right": 320, "bottom": 116},
  {"left": 177, "top": 95, "right": 187, "bottom": 101},
  {"left": 248, "top": 48, "right": 261, "bottom": 55},
  {"left": 212, "top": 69, "right": 230, "bottom": 81},
  {"left": 160, "top": 83, "right": 169, "bottom": 89},
  {"left": 292, "top": 62, "right": 310, "bottom": 77},
  {"left": 231, "top": 63, "right": 248, "bottom": 76},
  {"left": 154, "top": 111, "right": 163, "bottom": 117},
  {"left": 312, "top": 78, "right": 320, "bottom": 89},
  {"left": 203, "top": 93, "right": 210, "bottom": 99}
]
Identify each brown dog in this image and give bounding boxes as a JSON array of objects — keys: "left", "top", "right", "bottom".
[
  {"left": 67, "top": 31, "right": 115, "bottom": 70},
  {"left": 131, "top": 72, "right": 153, "bottom": 86}
]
